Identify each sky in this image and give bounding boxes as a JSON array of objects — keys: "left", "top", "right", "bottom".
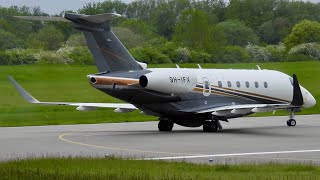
[{"left": 0, "top": 0, "right": 319, "bottom": 15}]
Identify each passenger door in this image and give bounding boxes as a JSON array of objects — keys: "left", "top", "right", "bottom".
[{"left": 202, "top": 77, "right": 211, "bottom": 97}]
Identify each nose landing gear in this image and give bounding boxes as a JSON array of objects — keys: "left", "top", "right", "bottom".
[{"left": 287, "top": 110, "right": 297, "bottom": 127}]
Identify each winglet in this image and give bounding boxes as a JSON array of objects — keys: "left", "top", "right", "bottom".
[
  {"left": 291, "top": 74, "right": 304, "bottom": 106},
  {"left": 8, "top": 76, "right": 39, "bottom": 103}
]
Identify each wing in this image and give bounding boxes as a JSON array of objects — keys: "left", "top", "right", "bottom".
[
  {"left": 194, "top": 104, "right": 293, "bottom": 116},
  {"left": 8, "top": 76, "right": 137, "bottom": 112}
]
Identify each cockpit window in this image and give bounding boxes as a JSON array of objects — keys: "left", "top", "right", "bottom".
[{"left": 289, "top": 77, "right": 293, "bottom": 85}]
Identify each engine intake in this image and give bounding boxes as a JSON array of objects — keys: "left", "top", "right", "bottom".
[{"left": 139, "top": 75, "right": 148, "bottom": 88}]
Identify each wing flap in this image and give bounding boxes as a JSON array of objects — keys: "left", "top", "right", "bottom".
[{"left": 189, "top": 103, "right": 293, "bottom": 115}]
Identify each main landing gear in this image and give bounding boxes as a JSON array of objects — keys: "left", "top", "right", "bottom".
[
  {"left": 287, "top": 110, "right": 297, "bottom": 127},
  {"left": 203, "top": 118, "right": 223, "bottom": 132},
  {"left": 158, "top": 118, "right": 174, "bottom": 132}
]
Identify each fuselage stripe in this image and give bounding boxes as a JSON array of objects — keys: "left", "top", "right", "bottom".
[{"left": 196, "top": 84, "right": 288, "bottom": 104}]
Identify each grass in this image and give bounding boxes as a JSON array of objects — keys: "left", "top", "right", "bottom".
[
  {"left": 0, "top": 157, "right": 319, "bottom": 180},
  {"left": 0, "top": 61, "right": 319, "bottom": 127}
]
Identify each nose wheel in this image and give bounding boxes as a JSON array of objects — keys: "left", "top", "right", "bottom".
[
  {"left": 287, "top": 119, "right": 296, "bottom": 126},
  {"left": 287, "top": 110, "right": 296, "bottom": 127}
]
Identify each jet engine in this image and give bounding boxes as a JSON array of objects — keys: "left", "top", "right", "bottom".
[{"left": 139, "top": 70, "right": 197, "bottom": 94}]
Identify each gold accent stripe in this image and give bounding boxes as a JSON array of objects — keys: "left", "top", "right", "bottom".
[
  {"left": 95, "top": 77, "right": 139, "bottom": 86},
  {"left": 198, "top": 82, "right": 290, "bottom": 103},
  {"left": 193, "top": 87, "right": 250, "bottom": 100}
]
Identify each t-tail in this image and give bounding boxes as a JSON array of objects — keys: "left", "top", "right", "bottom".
[
  {"left": 15, "top": 13, "right": 144, "bottom": 73},
  {"left": 65, "top": 13, "right": 143, "bottom": 73}
]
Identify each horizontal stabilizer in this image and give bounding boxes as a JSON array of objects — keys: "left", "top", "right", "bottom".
[
  {"left": 77, "top": 13, "right": 121, "bottom": 24},
  {"left": 8, "top": 76, "right": 39, "bottom": 103},
  {"left": 14, "top": 16, "right": 70, "bottom": 22},
  {"left": 8, "top": 76, "right": 137, "bottom": 110}
]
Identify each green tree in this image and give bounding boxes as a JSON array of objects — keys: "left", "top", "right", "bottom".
[
  {"left": 192, "top": 0, "right": 226, "bottom": 22},
  {"left": 173, "top": 9, "right": 212, "bottom": 49},
  {"left": 27, "top": 26, "right": 65, "bottom": 50},
  {"left": 258, "top": 17, "right": 291, "bottom": 44},
  {"left": 216, "top": 20, "right": 259, "bottom": 47},
  {"left": 79, "top": 2, "right": 102, "bottom": 15},
  {"left": 126, "top": 0, "right": 157, "bottom": 20},
  {"left": 226, "top": 0, "right": 277, "bottom": 28},
  {"left": 284, "top": 20, "right": 320, "bottom": 50},
  {"left": 151, "top": 0, "right": 191, "bottom": 39},
  {"left": 0, "top": 29, "right": 23, "bottom": 50},
  {"left": 113, "top": 27, "right": 147, "bottom": 49},
  {"left": 118, "top": 19, "right": 155, "bottom": 39},
  {"left": 66, "top": 33, "right": 87, "bottom": 47},
  {"left": 275, "top": 1, "right": 320, "bottom": 24}
]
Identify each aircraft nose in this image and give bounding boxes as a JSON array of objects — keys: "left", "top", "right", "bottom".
[{"left": 304, "top": 94, "right": 316, "bottom": 108}]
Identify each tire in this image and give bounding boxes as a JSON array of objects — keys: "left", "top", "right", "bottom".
[
  {"left": 203, "top": 121, "right": 218, "bottom": 132},
  {"left": 287, "top": 119, "right": 296, "bottom": 127},
  {"left": 158, "top": 120, "right": 173, "bottom": 131}
]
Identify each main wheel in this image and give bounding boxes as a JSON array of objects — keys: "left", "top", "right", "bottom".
[
  {"left": 158, "top": 120, "right": 174, "bottom": 131},
  {"left": 287, "top": 119, "right": 296, "bottom": 127},
  {"left": 203, "top": 121, "right": 218, "bottom": 132}
]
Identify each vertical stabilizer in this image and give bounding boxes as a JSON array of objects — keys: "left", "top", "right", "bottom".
[{"left": 65, "top": 13, "right": 143, "bottom": 73}]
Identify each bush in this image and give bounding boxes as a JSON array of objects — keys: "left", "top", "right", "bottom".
[
  {"left": 288, "top": 43, "right": 320, "bottom": 60},
  {"left": 27, "top": 26, "right": 65, "bottom": 51},
  {"left": 0, "top": 51, "right": 14, "bottom": 65},
  {"left": 285, "top": 54, "right": 315, "bottom": 62},
  {"left": 158, "top": 42, "right": 178, "bottom": 60},
  {"left": 68, "top": 47, "right": 93, "bottom": 65},
  {"left": 246, "top": 44, "right": 271, "bottom": 62},
  {"left": 190, "top": 51, "right": 212, "bottom": 63},
  {"left": 0, "top": 49, "right": 37, "bottom": 65},
  {"left": 66, "top": 34, "right": 87, "bottom": 47},
  {"left": 130, "top": 46, "right": 171, "bottom": 64},
  {"left": 173, "top": 47, "right": 190, "bottom": 63},
  {"left": 35, "top": 47, "right": 73, "bottom": 64},
  {"left": 265, "top": 43, "right": 286, "bottom": 62},
  {"left": 218, "top": 46, "right": 251, "bottom": 63},
  {"left": 0, "top": 46, "right": 94, "bottom": 65}
]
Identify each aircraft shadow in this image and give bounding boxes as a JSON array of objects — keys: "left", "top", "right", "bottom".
[{"left": 73, "top": 125, "right": 314, "bottom": 138}]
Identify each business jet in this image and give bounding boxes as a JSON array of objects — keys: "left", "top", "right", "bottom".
[{"left": 9, "top": 13, "right": 316, "bottom": 132}]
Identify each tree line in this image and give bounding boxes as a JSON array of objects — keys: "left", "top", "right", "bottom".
[{"left": 0, "top": 0, "right": 320, "bottom": 65}]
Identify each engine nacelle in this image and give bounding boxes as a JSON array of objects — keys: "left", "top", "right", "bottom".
[{"left": 139, "top": 70, "right": 197, "bottom": 94}]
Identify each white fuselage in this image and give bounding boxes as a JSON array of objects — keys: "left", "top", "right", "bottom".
[{"left": 148, "top": 68, "right": 316, "bottom": 108}]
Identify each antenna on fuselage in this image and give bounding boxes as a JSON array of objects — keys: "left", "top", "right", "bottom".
[
  {"left": 197, "top": 64, "right": 202, "bottom": 69},
  {"left": 176, "top": 64, "right": 180, "bottom": 68},
  {"left": 256, "top": 65, "right": 261, "bottom": 70}
]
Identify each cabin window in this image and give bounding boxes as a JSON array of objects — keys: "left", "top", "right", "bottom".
[
  {"left": 218, "top": 81, "right": 222, "bottom": 87},
  {"left": 264, "top": 82, "right": 268, "bottom": 88},
  {"left": 227, "top": 81, "right": 232, "bottom": 88},
  {"left": 245, "top": 81, "right": 250, "bottom": 88},
  {"left": 255, "top": 81, "right": 259, "bottom": 88},
  {"left": 236, "top": 81, "right": 241, "bottom": 88}
]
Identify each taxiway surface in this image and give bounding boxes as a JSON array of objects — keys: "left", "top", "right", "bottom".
[{"left": 1, "top": 115, "right": 320, "bottom": 164}]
